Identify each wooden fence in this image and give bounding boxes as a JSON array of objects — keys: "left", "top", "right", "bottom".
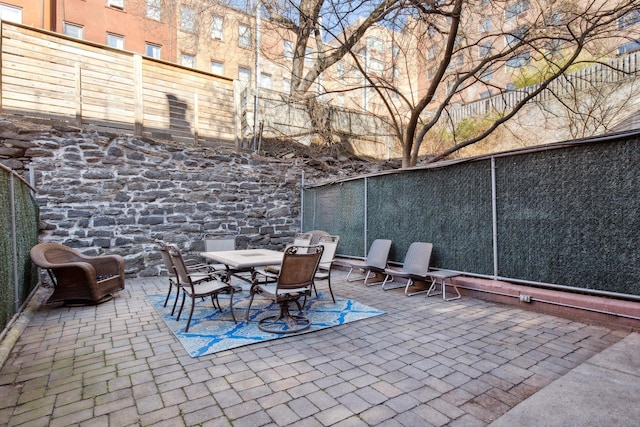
[{"left": 0, "top": 21, "right": 238, "bottom": 148}]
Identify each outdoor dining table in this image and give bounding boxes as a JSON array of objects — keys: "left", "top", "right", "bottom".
[{"left": 201, "top": 249, "right": 284, "bottom": 284}]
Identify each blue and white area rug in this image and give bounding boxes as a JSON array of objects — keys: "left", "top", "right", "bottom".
[{"left": 147, "top": 287, "right": 385, "bottom": 357}]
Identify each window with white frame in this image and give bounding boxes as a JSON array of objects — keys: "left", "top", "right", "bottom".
[
  {"left": 108, "top": 0, "right": 124, "bottom": 9},
  {"left": 146, "top": 0, "right": 161, "bottom": 20},
  {"left": 0, "top": 3, "right": 22, "bottom": 23},
  {"left": 238, "top": 24, "right": 251, "bottom": 48},
  {"left": 304, "top": 47, "right": 314, "bottom": 67},
  {"left": 618, "top": 9, "right": 640, "bottom": 30},
  {"left": 145, "top": 43, "right": 161, "bottom": 58},
  {"left": 283, "top": 40, "right": 293, "bottom": 61},
  {"left": 180, "top": 53, "right": 195, "bottom": 67},
  {"left": 238, "top": 67, "right": 251, "bottom": 85},
  {"left": 336, "top": 61, "right": 345, "bottom": 78},
  {"left": 366, "top": 36, "right": 384, "bottom": 52},
  {"left": 107, "top": 33, "right": 125, "bottom": 49},
  {"left": 336, "top": 93, "right": 345, "bottom": 107},
  {"left": 283, "top": 78, "right": 291, "bottom": 94},
  {"left": 368, "top": 58, "right": 384, "bottom": 74},
  {"left": 259, "top": 72, "right": 272, "bottom": 89},
  {"left": 211, "top": 60, "right": 224, "bottom": 75},
  {"left": 63, "top": 22, "right": 84, "bottom": 39},
  {"left": 211, "top": 15, "right": 223, "bottom": 40},
  {"left": 180, "top": 5, "right": 196, "bottom": 33},
  {"left": 618, "top": 40, "right": 640, "bottom": 55},
  {"left": 505, "top": 0, "right": 530, "bottom": 20}
]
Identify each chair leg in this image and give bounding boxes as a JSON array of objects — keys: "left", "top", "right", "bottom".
[
  {"left": 327, "top": 276, "right": 335, "bottom": 303},
  {"left": 163, "top": 279, "right": 173, "bottom": 307},
  {"left": 177, "top": 293, "right": 186, "bottom": 320},
  {"left": 245, "top": 291, "right": 256, "bottom": 321},
  {"left": 171, "top": 286, "right": 181, "bottom": 316},
  {"left": 185, "top": 297, "right": 195, "bottom": 332},
  {"left": 228, "top": 289, "right": 237, "bottom": 324}
]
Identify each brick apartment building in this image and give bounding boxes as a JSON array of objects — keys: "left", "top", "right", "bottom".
[{"left": 1, "top": 0, "right": 639, "bottom": 119}]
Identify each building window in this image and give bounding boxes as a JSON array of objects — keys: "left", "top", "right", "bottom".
[
  {"left": 0, "top": 3, "right": 22, "bottom": 23},
  {"left": 506, "top": 51, "right": 530, "bottom": 69},
  {"left": 336, "top": 61, "right": 345, "bottom": 78},
  {"left": 367, "top": 36, "right": 384, "bottom": 52},
  {"left": 238, "top": 67, "right": 251, "bottom": 85},
  {"left": 146, "top": 0, "right": 161, "bottom": 20},
  {"left": 506, "top": 26, "right": 529, "bottom": 47},
  {"left": 545, "top": 39, "right": 563, "bottom": 57},
  {"left": 107, "top": 33, "right": 125, "bottom": 49},
  {"left": 180, "top": 53, "right": 195, "bottom": 68},
  {"left": 337, "top": 93, "right": 345, "bottom": 107},
  {"left": 211, "top": 60, "right": 224, "bottom": 75},
  {"left": 108, "top": 0, "right": 125, "bottom": 9},
  {"left": 238, "top": 24, "right": 251, "bottom": 48},
  {"left": 304, "top": 47, "right": 314, "bottom": 67},
  {"left": 479, "top": 42, "right": 492, "bottom": 58},
  {"left": 283, "top": 78, "right": 291, "bottom": 94},
  {"left": 259, "top": 72, "right": 272, "bottom": 89},
  {"left": 479, "top": 17, "right": 492, "bottom": 33},
  {"left": 180, "top": 5, "right": 196, "bottom": 33},
  {"left": 146, "top": 43, "right": 161, "bottom": 58},
  {"left": 211, "top": 15, "right": 223, "bottom": 40},
  {"left": 392, "top": 44, "right": 400, "bottom": 59},
  {"left": 63, "top": 22, "right": 84, "bottom": 39},
  {"left": 505, "top": 0, "right": 530, "bottom": 20},
  {"left": 283, "top": 40, "right": 293, "bottom": 61},
  {"left": 619, "top": 10, "right": 640, "bottom": 30},
  {"left": 618, "top": 40, "right": 640, "bottom": 55},
  {"left": 446, "top": 54, "right": 464, "bottom": 70},
  {"left": 368, "top": 58, "right": 384, "bottom": 74},
  {"left": 427, "top": 65, "right": 437, "bottom": 80},
  {"left": 480, "top": 66, "right": 493, "bottom": 81}
]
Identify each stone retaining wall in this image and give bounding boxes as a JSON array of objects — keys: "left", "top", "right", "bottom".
[{"left": 1, "top": 118, "right": 332, "bottom": 277}]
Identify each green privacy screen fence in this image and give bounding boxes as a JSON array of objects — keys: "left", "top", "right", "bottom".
[
  {"left": 303, "top": 130, "right": 640, "bottom": 297},
  {"left": 0, "top": 166, "right": 39, "bottom": 334}
]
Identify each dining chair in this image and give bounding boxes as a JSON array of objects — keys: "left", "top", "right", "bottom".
[
  {"left": 155, "top": 240, "right": 214, "bottom": 313},
  {"left": 256, "top": 232, "right": 314, "bottom": 281},
  {"left": 313, "top": 235, "right": 340, "bottom": 303},
  {"left": 168, "top": 244, "right": 237, "bottom": 332},
  {"left": 244, "top": 245, "right": 323, "bottom": 334}
]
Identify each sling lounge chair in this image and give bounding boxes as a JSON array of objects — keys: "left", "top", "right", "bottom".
[{"left": 381, "top": 242, "right": 433, "bottom": 296}]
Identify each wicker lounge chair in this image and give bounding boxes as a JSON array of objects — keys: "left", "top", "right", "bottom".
[{"left": 30, "top": 242, "right": 125, "bottom": 305}]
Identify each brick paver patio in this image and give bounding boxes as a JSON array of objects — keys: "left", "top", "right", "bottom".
[{"left": 0, "top": 270, "right": 628, "bottom": 426}]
